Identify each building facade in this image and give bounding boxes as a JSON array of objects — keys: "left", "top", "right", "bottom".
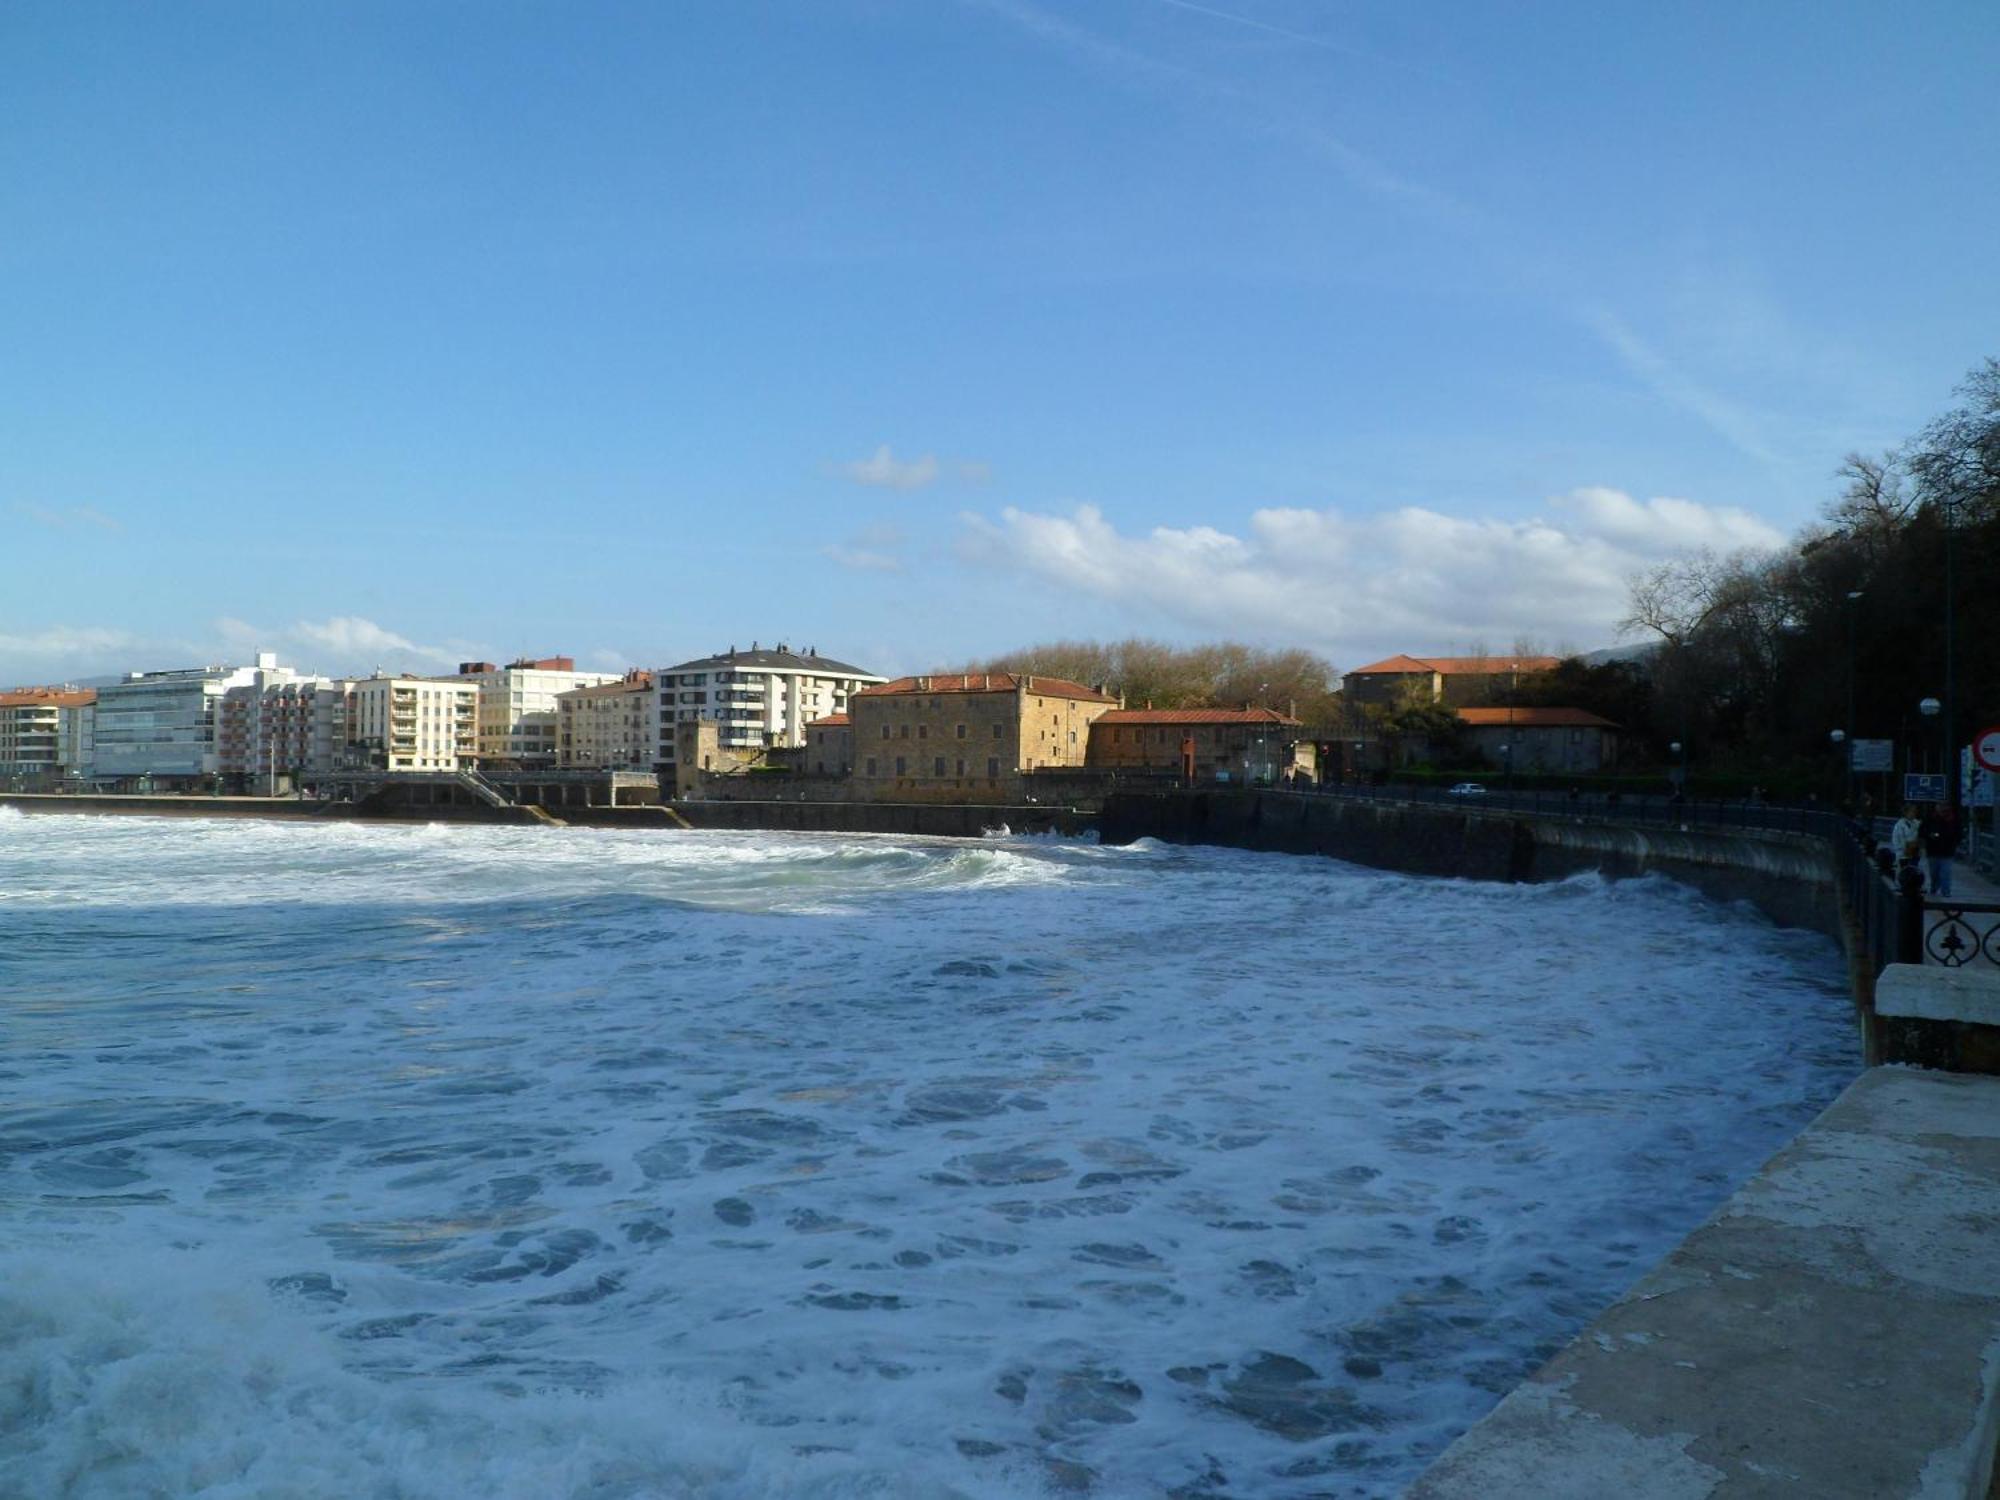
[
  {"left": 557, "top": 670, "right": 655, "bottom": 770},
  {"left": 91, "top": 660, "right": 278, "bottom": 787},
  {"left": 848, "top": 673, "right": 1118, "bottom": 802},
  {"left": 803, "top": 713, "right": 852, "bottom": 777},
  {"left": 654, "top": 645, "right": 882, "bottom": 773},
  {"left": 218, "top": 661, "right": 354, "bottom": 792},
  {"left": 1457, "top": 707, "right": 1621, "bottom": 773},
  {"left": 457, "top": 657, "right": 622, "bottom": 767},
  {"left": 1343, "top": 654, "right": 1563, "bottom": 710},
  {"left": 348, "top": 676, "right": 480, "bottom": 772},
  {"left": 0, "top": 687, "right": 95, "bottom": 789},
  {"left": 1087, "top": 707, "right": 1308, "bottom": 783}
]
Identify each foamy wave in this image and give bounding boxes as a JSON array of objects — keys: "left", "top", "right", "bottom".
[{"left": 0, "top": 1252, "right": 981, "bottom": 1500}]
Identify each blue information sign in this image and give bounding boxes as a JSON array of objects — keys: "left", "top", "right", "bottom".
[{"left": 1903, "top": 773, "right": 1947, "bottom": 803}]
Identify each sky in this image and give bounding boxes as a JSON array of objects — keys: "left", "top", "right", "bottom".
[{"left": 3, "top": 0, "right": 1996, "bottom": 685}]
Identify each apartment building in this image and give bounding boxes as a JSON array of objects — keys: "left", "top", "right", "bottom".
[
  {"left": 1087, "top": 706, "right": 1308, "bottom": 783},
  {"left": 1342, "top": 654, "right": 1563, "bottom": 710},
  {"left": 347, "top": 675, "right": 479, "bottom": 772},
  {"left": 456, "top": 656, "right": 622, "bottom": 767},
  {"left": 557, "top": 671, "right": 655, "bottom": 770},
  {"left": 654, "top": 644, "right": 882, "bottom": 773},
  {"left": 0, "top": 687, "right": 95, "bottom": 789},
  {"left": 848, "top": 672, "right": 1117, "bottom": 802},
  {"left": 218, "top": 660, "right": 354, "bottom": 792},
  {"left": 91, "top": 659, "right": 281, "bottom": 787}
]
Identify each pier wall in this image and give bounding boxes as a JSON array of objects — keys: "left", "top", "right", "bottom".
[{"left": 1098, "top": 788, "right": 1840, "bottom": 938}]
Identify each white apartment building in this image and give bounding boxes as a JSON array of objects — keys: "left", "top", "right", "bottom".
[
  {"left": 455, "top": 656, "right": 622, "bottom": 767},
  {"left": 219, "top": 668, "right": 355, "bottom": 792},
  {"left": 92, "top": 659, "right": 277, "bottom": 787},
  {"left": 654, "top": 644, "right": 883, "bottom": 771},
  {"left": 348, "top": 676, "right": 479, "bottom": 772},
  {"left": 557, "top": 671, "right": 655, "bottom": 770},
  {"left": 0, "top": 687, "right": 95, "bottom": 789}
]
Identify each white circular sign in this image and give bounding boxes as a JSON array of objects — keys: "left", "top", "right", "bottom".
[{"left": 1977, "top": 726, "right": 2000, "bottom": 773}]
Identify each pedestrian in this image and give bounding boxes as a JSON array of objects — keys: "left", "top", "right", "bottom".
[
  {"left": 1922, "top": 802, "right": 1960, "bottom": 899},
  {"left": 1891, "top": 802, "right": 1925, "bottom": 887}
]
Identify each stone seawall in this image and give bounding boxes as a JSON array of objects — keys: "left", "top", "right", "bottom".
[
  {"left": 574, "top": 800, "right": 1091, "bottom": 839},
  {"left": 1099, "top": 789, "right": 1839, "bottom": 938}
]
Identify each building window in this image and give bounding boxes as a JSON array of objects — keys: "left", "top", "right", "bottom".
[
  {"left": 956, "top": 758, "right": 965, "bottom": 775},
  {"left": 918, "top": 725, "right": 927, "bottom": 740},
  {"left": 866, "top": 758, "right": 876, "bottom": 776},
  {"left": 900, "top": 725, "right": 910, "bottom": 738},
  {"left": 895, "top": 756, "right": 906, "bottom": 775},
  {"left": 992, "top": 723, "right": 1003, "bottom": 738},
  {"left": 881, "top": 725, "right": 890, "bottom": 739},
  {"left": 988, "top": 757, "right": 1000, "bottom": 777}
]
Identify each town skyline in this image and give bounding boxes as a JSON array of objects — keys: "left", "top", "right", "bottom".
[{"left": 6, "top": 3, "right": 1996, "bottom": 687}]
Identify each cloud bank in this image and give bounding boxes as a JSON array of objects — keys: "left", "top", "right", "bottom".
[{"left": 958, "top": 487, "right": 1785, "bottom": 660}]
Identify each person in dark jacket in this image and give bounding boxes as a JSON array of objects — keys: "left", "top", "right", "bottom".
[{"left": 1921, "top": 803, "right": 1960, "bottom": 898}]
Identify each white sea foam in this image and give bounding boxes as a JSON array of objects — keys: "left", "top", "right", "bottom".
[{"left": 0, "top": 814, "right": 1856, "bottom": 1496}]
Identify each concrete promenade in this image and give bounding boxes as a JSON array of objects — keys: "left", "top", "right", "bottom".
[{"left": 1410, "top": 1065, "right": 2000, "bottom": 1499}]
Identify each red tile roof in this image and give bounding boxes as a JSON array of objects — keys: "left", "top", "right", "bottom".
[
  {"left": 1349, "top": 655, "right": 1564, "bottom": 677},
  {"left": 806, "top": 713, "right": 851, "bottom": 727},
  {"left": 856, "top": 673, "right": 1117, "bottom": 704},
  {"left": 1457, "top": 706, "right": 1619, "bottom": 729},
  {"left": 1096, "top": 707, "right": 1301, "bottom": 727},
  {"left": 0, "top": 687, "right": 96, "bottom": 707}
]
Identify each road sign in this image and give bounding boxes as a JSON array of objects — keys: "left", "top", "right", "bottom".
[
  {"left": 1976, "top": 726, "right": 2000, "bottom": 773},
  {"left": 1904, "top": 773, "right": 1947, "bottom": 803},
  {"left": 1850, "top": 738, "right": 1894, "bottom": 772}
]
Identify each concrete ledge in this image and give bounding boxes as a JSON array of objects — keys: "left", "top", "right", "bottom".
[
  {"left": 1878, "top": 964, "right": 2000, "bottom": 1025},
  {"left": 1409, "top": 1068, "right": 2000, "bottom": 1498}
]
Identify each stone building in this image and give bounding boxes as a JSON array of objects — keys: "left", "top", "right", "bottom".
[
  {"left": 1457, "top": 706, "right": 1621, "bottom": 773},
  {"left": 1087, "top": 706, "right": 1310, "bottom": 784},
  {"left": 803, "top": 712, "right": 852, "bottom": 777},
  {"left": 1343, "top": 654, "right": 1562, "bottom": 710},
  {"left": 557, "top": 670, "right": 654, "bottom": 770},
  {"left": 849, "top": 673, "right": 1118, "bottom": 802}
]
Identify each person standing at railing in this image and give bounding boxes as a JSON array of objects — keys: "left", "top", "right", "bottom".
[
  {"left": 1922, "top": 802, "right": 1960, "bottom": 898},
  {"left": 1892, "top": 803, "right": 1926, "bottom": 888}
]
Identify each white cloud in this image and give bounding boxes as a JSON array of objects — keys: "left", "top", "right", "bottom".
[
  {"left": 12, "top": 502, "right": 122, "bottom": 532},
  {"left": 290, "top": 616, "right": 459, "bottom": 669},
  {"left": 822, "top": 544, "right": 903, "bottom": 573},
  {"left": 839, "top": 445, "right": 942, "bottom": 491},
  {"left": 958, "top": 488, "right": 1785, "bottom": 662}
]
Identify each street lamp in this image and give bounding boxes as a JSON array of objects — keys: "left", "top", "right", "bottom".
[
  {"left": 1921, "top": 697, "right": 1942, "bottom": 791},
  {"left": 1669, "top": 740, "right": 1684, "bottom": 798}
]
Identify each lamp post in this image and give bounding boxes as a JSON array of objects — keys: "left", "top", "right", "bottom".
[
  {"left": 1844, "top": 590, "right": 1863, "bottom": 802},
  {"left": 1921, "top": 697, "right": 1942, "bottom": 794},
  {"left": 1670, "top": 740, "right": 1684, "bottom": 800},
  {"left": 1830, "top": 729, "right": 1846, "bottom": 804}
]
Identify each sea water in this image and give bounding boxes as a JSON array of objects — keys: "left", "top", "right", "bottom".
[{"left": 0, "top": 810, "right": 1855, "bottom": 1498}]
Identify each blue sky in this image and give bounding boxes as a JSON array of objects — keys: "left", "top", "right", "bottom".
[{"left": 4, "top": 0, "right": 1995, "bottom": 683}]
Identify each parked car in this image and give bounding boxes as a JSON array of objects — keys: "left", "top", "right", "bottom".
[{"left": 1447, "top": 782, "right": 1487, "bottom": 798}]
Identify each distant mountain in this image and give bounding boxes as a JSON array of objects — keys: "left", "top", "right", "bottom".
[{"left": 1577, "top": 642, "right": 1657, "bottom": 666}]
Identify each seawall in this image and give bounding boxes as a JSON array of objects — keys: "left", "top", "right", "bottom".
[
  {"left": 573, "top": 799, "right": 1091, "bottom": 838},
  {"left": 1098, "top": 788, "right": 1840, "bottom": 938}
]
